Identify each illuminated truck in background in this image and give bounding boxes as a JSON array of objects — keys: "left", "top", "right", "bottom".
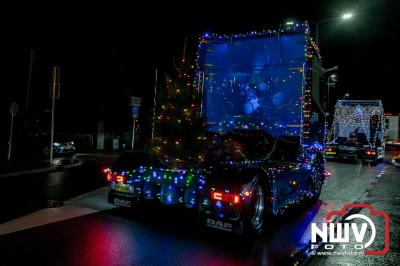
[
  {"left": 325, "top": 100, "right": 385, "bottom": 164},
  {"left": 106, "top": 22, "right": 327, "bottom": 235},
  {"left": 384, "top": 114, "right": 400, "bottom": 150}
]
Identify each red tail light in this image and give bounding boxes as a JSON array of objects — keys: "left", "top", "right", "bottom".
[
  {"left": 365, "top": 150, "right": 376, "bottom": 155},
  {"left": 107, "top": 172, "right": 113, "bottom": 182},
  {"left": 211, "top": 191, "right": 240, "bottom": 204},
  {"left": 326, "top": 147, "right": 333, "bottom": 152},
  {"left": 105, "top": 172, "right": 125, "bottom": 183},
  {"left": 115, "top": 175, "right": 125, "bottom": 183}
]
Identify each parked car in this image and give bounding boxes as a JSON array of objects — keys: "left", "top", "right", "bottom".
[{"left": 42, "top": 141, "right": 76, "bottom": 157}]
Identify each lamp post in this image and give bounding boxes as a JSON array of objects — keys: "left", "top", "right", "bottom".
[
  {"left": 343, "top": 93, "right": 351, "bottom": 100},
  {"left": 316, "top": 12, "right": 353, "bottom": 46},
  {"left": 327, "top": 73, "right": 338, "bottom": 110}
]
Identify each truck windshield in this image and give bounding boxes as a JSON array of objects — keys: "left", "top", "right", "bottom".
[{"left": 199, "top": 31, "right": 307, "bottom": 137}]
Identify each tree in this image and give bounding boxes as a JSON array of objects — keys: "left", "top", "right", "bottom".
[{"left": 151, "top": 53, "right": 206, "bottom": 167}]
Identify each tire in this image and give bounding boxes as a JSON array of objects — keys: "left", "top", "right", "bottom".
[{"left": 243, "top": 182, "right": 268, "bottom": 236}]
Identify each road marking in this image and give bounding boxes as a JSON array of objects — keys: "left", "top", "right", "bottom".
[{"left": 0, "top": 186, "right": 116, "bottom": 236}]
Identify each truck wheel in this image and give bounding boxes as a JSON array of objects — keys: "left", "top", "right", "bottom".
[{"left": 243, "top": 183, "right": 267, "bottom": 235}]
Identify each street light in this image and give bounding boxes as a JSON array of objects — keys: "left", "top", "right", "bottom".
[
  {"left": 342, "top": 13, "right": 353, "bottom": 20},
  {"left": 316, "top": 12, "right": 353, "bottom": 45}
]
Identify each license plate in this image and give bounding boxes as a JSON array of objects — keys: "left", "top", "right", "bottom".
[
  {"left": 113, "top": 183, "right": 132, "bottom": 193},
  {"left": 326, "top": 152, "right": 336, "bottom": 155}
]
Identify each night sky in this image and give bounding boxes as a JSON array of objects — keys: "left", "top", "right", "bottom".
[{"left": 1, "top": 0, "right": 399, "bottom": 154}]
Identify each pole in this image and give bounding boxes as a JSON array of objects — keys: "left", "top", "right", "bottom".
[
  {"left": 327, "top": 79, "right": 330, "bottom": 111},
  {"left": 131, "top": 117, "right": 136, "bottom": 150},
  {"left": 25, "top": 49, "right": 34, "bottom": 114},
  {"left": 25, "top": 49, "right": 35, "bottom": 130},
  {"left": 315, "top": 17, "right": 346, "bottom": 46},
  {"left": 49, "top": 72, "right": 56, "bottom": 164},
  {"left": 8, "top": 113, "right": 14, "bottom": 160}
]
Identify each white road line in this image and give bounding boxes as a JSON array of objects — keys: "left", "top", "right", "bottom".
[{"left": 0, "top": 186, "right": 116, "bottom": 236}]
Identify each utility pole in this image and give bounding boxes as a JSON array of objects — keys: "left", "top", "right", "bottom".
[
  {"left": 25, "top": 49, "right": 35, "bottom": 130},
  {"left": 49, "top": 67, "right": 61, "bottom": 164}
]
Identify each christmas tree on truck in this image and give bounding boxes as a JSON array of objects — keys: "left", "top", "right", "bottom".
[{"left": 151, "top": 51, "right": 206, "bottom": 167}]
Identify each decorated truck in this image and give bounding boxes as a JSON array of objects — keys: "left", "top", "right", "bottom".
[
  {"left": 325, "top": 100, "right": 385, "bottom": 164},
  {"left": 384, "top": 114, "right": 400, "bottom": 150},
  {"left": 105, "top": 22, "right": 327, "bottom": 235}
]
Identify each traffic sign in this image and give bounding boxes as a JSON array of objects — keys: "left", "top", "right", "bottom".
[
  {"left": 132, "top": 107, "right": 140, "bottom": 118},
  {"left": 131, "top": 96, "right": 142, "bottom": 107}
]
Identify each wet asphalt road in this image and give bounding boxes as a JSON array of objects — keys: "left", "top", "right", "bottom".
[{"left": 0, "top": 153, "right": 399, "bottom": 266}]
